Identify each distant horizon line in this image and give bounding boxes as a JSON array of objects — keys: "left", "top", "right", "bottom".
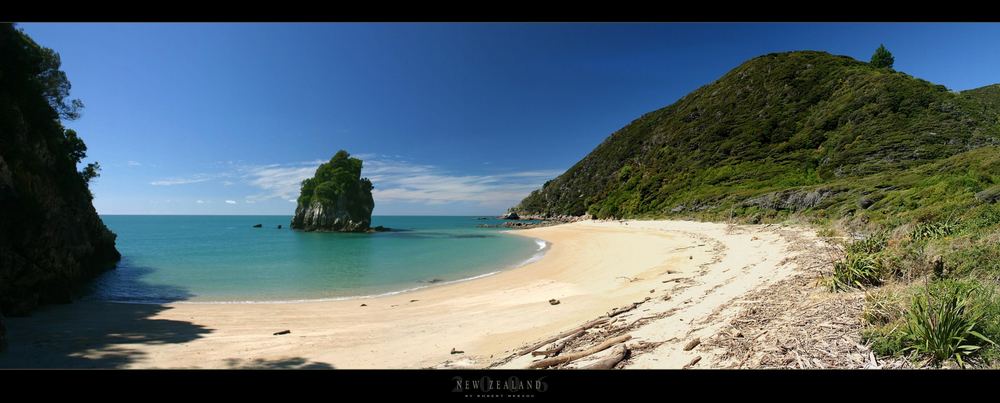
[{"left": 98, "top": 213, "right": 507, "bottom": 217}]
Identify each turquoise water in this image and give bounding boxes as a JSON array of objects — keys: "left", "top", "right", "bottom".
[{"left": 89, "top": 216, "right": 547, "bottom": 303}]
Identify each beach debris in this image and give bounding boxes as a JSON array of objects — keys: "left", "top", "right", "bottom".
[
  {"left": 451, "top": 348, "right": 464, "bottom": 354},
  {"left": 517, "top": 317, "right": 609, "bottom": 357},
  {"left": 549, "top": 299, "right": 560, "bottom": 305},
  {"left": 253, "top": 224, "right": 263, "bottom": 228},
  {"left": 583, "top": 344, "right": 629, "bottom": 369},
  {"left": 529, "top": 335, "right": 632, "bottom": 369},
  {"left": 683, "top": 356, "right": 702, "bottom": 369},
  {"left": 360, "top": 303, "right": 367, "bottom": 307},
  {"left": 683, "top": 338, "right": 701, "bottom": 351},
  {"left": 531, "top": 330, "right": 585, "bottom": 358},
  {"left": 607, "top": 297, "right": 650, "bottom": 318},
  {"left": 649, "top": 289, "right": 655, "bottom": 293},
  {"left": 689, "top": 256, "right": 693, "bottom": 259},
  {"left": 273, "top": 330, "right": 291, "bottom": 336},
  {"left": 410, "top": 299, "right": 419, "bottom": 303}
]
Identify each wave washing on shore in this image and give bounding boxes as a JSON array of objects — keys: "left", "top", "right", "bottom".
[
  {"left": 87, "top": 215, "right": 546, "bottom": 304},
  {"left": 172, "top": 242, "right": 551, "bottom": 305}
]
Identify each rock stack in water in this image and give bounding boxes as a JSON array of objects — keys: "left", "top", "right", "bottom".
[{"left": 290, "top": 150, "right": 374, "bottom": 232}]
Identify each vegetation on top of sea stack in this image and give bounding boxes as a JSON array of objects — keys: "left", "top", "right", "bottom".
[{"left": 290, "top": 150, "right": 375, "bottom": 232}]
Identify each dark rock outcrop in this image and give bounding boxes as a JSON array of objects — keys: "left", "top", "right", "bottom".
[
  {"left": 742, "top": 188, "right": 845, "bottom": 212},
  {"left": 252, "top": 224, "right": 262, "bottom": 228},
  {"left": 291, "top": 150, "right": 374, "bottom": 232},
  {"left": 1, "top": 24, "right": 121, "bottom": 316},
  {"left": 976, "top": 186, "right": 1000, "bottom": 204},
  {"left": 501, "top": 211, "right": 520, "bottom": 220}
]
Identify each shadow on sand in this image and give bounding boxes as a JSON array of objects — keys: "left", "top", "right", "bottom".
[
  {"left": 223, "top": 357, "right": 336, "bottom": 369},
  {"left": 0, "top": 265, "right": 211, "bottom": 368}
]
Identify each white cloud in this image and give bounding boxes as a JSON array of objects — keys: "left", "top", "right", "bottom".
[
  {"left": 150, "top": 177, "right": 212, "bottom": 186},
  {"left": 127, "top": 160, "right": 142, "bottom": 167},
  {"left": 148, "top": 155, "right": 564, "bottom": 211},
  {"left": 242, "top": 161, "right": 323, "bottom": 202},
  {"left": 196, "top": 200, "right": 205, "bottom": 204}
]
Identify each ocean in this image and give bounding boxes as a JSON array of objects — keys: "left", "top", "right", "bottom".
[{"left": 88, "top": 215, "right": 547, "bottom": 303}]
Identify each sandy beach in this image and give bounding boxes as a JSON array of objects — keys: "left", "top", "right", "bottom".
[{"left": 0, "top": 220, "right": 835, "bottom": 369}]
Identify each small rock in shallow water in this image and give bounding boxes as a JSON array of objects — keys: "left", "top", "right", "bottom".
[
  {"left": 549, "top": 299, "right": 560, "bottom": 305},
  {"left": 360, "top": 304, "right": 367, "bottom": 307},
  {"left": 253, "top": 224, "right": 262, "bottom": 228}
]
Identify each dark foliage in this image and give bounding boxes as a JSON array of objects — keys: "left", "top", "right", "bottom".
[{"left": 0, "top": 23, "right": 120, "bottom": 316}]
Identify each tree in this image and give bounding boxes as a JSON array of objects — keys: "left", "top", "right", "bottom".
[
  {"left": 63, "top": 128, "right": 87, "bottom": 164},
  {"left": 80, "top": 162, "right": 100, "bottom": 184},
  {"left": 870, "top": 44, "right": 894, "bottom": 69}
]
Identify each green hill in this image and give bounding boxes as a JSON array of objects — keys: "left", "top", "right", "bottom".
[
  {"left": 515, "top": 51, "right": 999, "bottom": 222},
  {"left": 514, "top": 50, "right": 1000, "bottom": 367}
]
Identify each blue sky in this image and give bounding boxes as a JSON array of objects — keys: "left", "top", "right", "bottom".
[{"left": 18, "top": 23, "right": 1000, "bottom": 215}]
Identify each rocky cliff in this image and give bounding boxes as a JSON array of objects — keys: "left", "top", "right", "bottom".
[
  {"left": 0, "top": 24, "right": 121, "bottom": 318},
  {"left": 291, "top": 150, "right": 374, "bottom": 232}
]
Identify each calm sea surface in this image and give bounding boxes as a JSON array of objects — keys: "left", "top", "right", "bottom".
[{"left": 89, "top": 215, "right": 546, "bottom": 303}]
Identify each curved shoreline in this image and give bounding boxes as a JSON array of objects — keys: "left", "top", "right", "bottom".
[
  {"left": 0, "top": 220, "right": 821, "bottom": 369},
  {"left": 98, "top": 235, "right": 552, "bottom": 306}
]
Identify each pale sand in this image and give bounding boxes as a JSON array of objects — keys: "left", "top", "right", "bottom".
[{"left": 0, "top": 220, "right": 827, "bottom": 369}]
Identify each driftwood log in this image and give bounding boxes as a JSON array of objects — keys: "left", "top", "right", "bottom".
[
  {"left": 529, "top": 335, "right": 632, "bottom": 369},
  {"left": 582, "top": 344, "right": 629, "bottom": 369},
  {"left": 516, "top": 317, "right": 608, "bottom": 357},
  {"left": 531, "top": 329, "right": 584, "bottom": 357},
  {"left": 607, "top": 297, "right": 651, "bottom": 318},
  {"left": 683, "top": 355, "right": 702, "bottom": 369}
]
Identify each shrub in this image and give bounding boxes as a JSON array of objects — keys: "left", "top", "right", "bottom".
[
  {"left": 911, "top": 219, "right": 959, "bottom": 242},
  {"left": 849, "top": 230, "right": 889, "bottom": 254},
  {"left": 832, "top": 251, "right": 885, "bottom": 291},
  {"left": 863, "top": 287, "right": 905, "bottom": 326},
  {"left": 901, "top": 281, "right": 996, "bottom": 367}
]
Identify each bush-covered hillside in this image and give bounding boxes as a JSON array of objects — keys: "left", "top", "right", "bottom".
[
  {"left": 514, "top": 50, "right": 1000, "bottom": 367},
  {"left": 515, "top": 51, "right": 998, "bottom": 220}
]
